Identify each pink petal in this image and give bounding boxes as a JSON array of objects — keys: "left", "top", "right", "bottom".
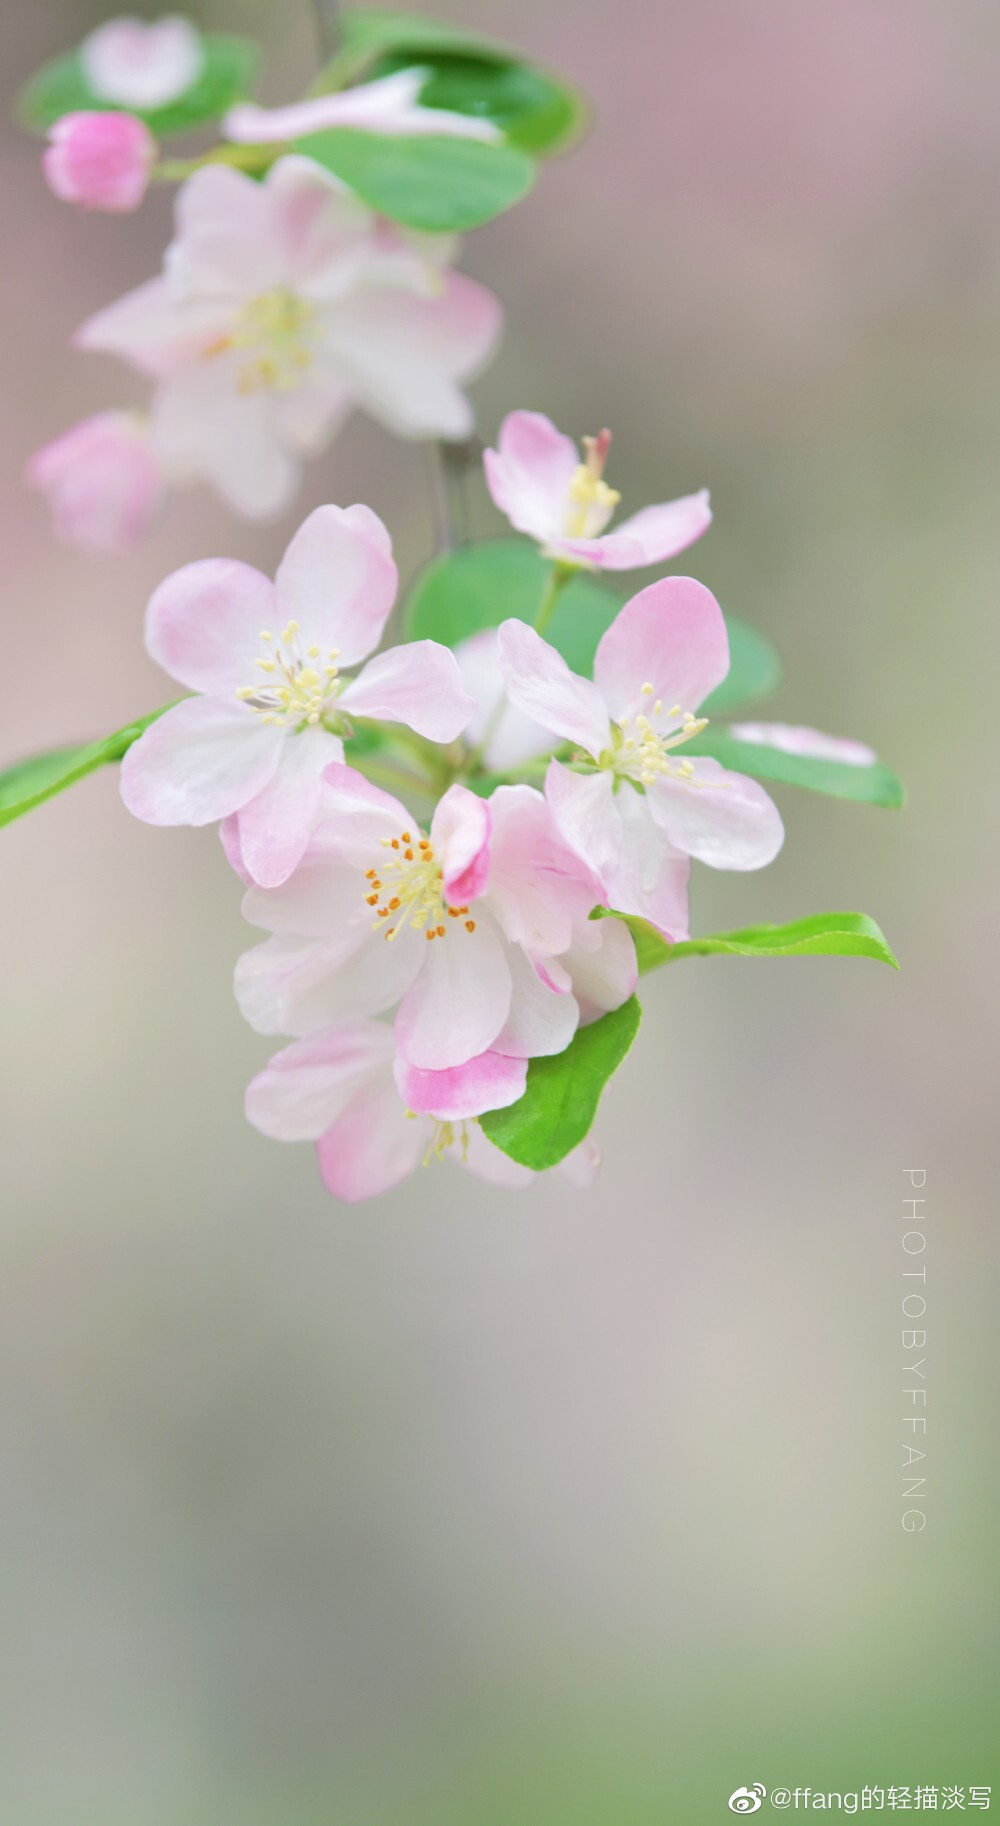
[
  {"left": 557, "top": 1137, "right": 602, "bottom": 1188},
  {"left": 556, "top": 489, "right": 712, "bottom": 569},
  {"left": 241, "top": 849, "right": 365, "bottom": 939},
  {"left": 647, "top": 755, "right": 784, "bottom": 871},
  {"left": 145, "top": 557, "right": 278, "bottom": 694},
  {"left": 274, "top": 504, "right": 398, "bottom": 666},
  {"left": 81, "top": 16, "right": 203, "bottom": 110},
  {"left": 150, "top": 364, "right": 306, "bottom": 521},
  {"left": 322, "top": 271, "right": 502, "bottom": 439},
  {"left": 339, "top": 641, "right": 474, "bottom": 742},
  {"left": 220, "top": 814, "right": 252, "bottom": 884},
  {"left": 594, "top": 577, "right": 730, "bottom": 723},
  {"left": 395, "top": 918, "right": 512, "bottom": 1071},
  {"left": 75, "top": 275, "right": 232, "bottom": 378},
  {"left": 483, "top": 410, "right": 579, "bottom": 544},
  {"left": 493, "top": 945, "right": 579, "bottom": 1059},
  {"left": 729, "top": 722, "right": 878, "bottom": 766},
  {"left": 486, "top": 784, "right": 597, "bottom": 955},
  {"left": 316, "top": 1073, "right": 425, "bottom": 1202},
  {"left": 430, "top": 785, "right": 491, "bottom": 904},
  {"left": 497, "top": 620, "right": 611, "bottom": 759},
  {"left": 543, "top": 761, "right": 621, "bottom": 885},
  {"left": 606, "top": 784, "right": 691, "bottom": 937},
  {"left": 454, "top": 629, "right": 553, "bottom": 771},
  {"left": 235, "top": 728, "right": 344, "bottom": 889},
  {"left": 169, "top": 164, "right": 285, "bottom": 299},
  {"left": 462, "top": 1127, "right": 537, "bottom": 1188},
  {"left": 246, "top": 1021, "right": 396, "bottom": 1141},
  {"left": 262, "top": 157, "right": 375, "bottom": 298},
  {"left": 394, "top": 1048, "right": 527, "bottom": 1121},
  {"left": 312, "top": 762, "right": 414, "bottom": 868},
  {"left": 235, "top": 927, "right": 422, "bottom": 1037},
  {"left": 226, "top": 71, "right": 500, "bottom": 146},
  {"left": 559, "top": 915, "right": 638, "bottom": 1023},
  {"left": 120, "top": 696, "right": 282, "bottom": 827}
]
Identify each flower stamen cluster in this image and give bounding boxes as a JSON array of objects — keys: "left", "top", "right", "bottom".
[
  {"left": 368, "top": 834, "right": 476, "bottom": 942},
  {"left": 236, "top": 621, "right": 342, "bottom": 729}
]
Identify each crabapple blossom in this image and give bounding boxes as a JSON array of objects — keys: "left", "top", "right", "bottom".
[
  {"left": 79, "top": 15, "right": 204, "bottom": 110},
  {"left": 484, "top": 409, "right": 712, "bottom": 570},
  {"left": 245, "top": 1019, "right": 601, "bottom": 1203},
  {"left": 76, "top": 157, "right": 503, "bottom": 517},
  {"left": 26, "top": 411, "right": 165, "bottom": 553},
  {"left": 497, "top": 577, "right": 784, "bottom": 934},
  {"left": 120, "top": 504, "right": 474, "bottom": 886},
  {"left": 225, "top": 68, "right": 503, "bottom": 147},
  {"left": 729, "top": 722, "right": 878, "bottom": 765},
  {"left": 232, "top": 767, "right": 637, "bottom": 1073},
  {"left": 43, "top": 111, "right": 155, "bottom": 214}
]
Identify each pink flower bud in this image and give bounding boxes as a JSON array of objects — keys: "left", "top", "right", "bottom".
[
  {"left": 27, "top": 413, "right": 165, "bottom": 554},
  {"left": 43, "top": 112, "right": 155, "bottom": 214}
]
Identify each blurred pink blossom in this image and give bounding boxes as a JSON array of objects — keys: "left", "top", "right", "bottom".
[
  {"left": 43, "top": 111, "right": 154, "bottom": 214},
  {"left": 225, "top": 68, "right": 502, "bottom": 146},
  {"left": 80, "top": 15, "right": 203, "bottom": 110},
  {"left": 26, "top": 410, "right": 164, "bottom": 553}
]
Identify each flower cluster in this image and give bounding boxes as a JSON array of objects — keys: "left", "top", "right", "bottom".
[{"left": 8, "top": 11, "right": 900, "bottom": 1204}]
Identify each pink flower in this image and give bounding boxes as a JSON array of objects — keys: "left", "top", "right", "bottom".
[
  {"left": 120, "top": 504, "right": 474, "bottom": 886},
  {"left": 225, "top": 68, "right": 502, "bottom": 147},
  {"left": 76, "top": 157, "right": 503, "bottom": 518},
  {"left": 454, "top": 627, "right": 553, "bottom": 773},
  {"left": 80, "top": 16, "right": 204, "bottom": 111},
  {"left": 26, "top": 411, "right": 165, "bottom": 553},
  {"left": 484, "top": 410, "right": 712, "bottom": 570},
  {"left": 43, "top": 112, "right": 155, "bottom": 214},
  {"left": 729, "top": 722, "right": 878, "bottom": 766},
  {"left": 232, "top": 769, "right": 636, "bottom": 1072},
  {"left": 497, "top": 578, "right": 784, "bottom": 934},
  {"left": 245, "top": 1019, "right": 601, "bottom": 1203}
]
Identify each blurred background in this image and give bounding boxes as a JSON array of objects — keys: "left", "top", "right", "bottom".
[{"left": 1, "top": 1, "right": 998, "bottom": 1820}]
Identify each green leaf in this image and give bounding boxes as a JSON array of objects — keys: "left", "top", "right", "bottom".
[
  {"left": 0, "top": 706, "right": 170, "bottom": 829},
  {"left": 687, "top": 728, "right": 905, "bottom": 807},
  {"left": 19, "top": 36, "right": 259, "bottom": 138},
  {"left": 375, "top": 53, "right": 586, "bottom": 156},
  {"left": 596, "top": 909, "right": 899, "bottom": 973},
  {"left": 480, "top": 996, "right": 641, "bottom": 1169},
  {"left": 316, "top": 16, "right": 587, "bottom": 156},
  {"left": 292, "top": 128, "right": 534, "bottom": 232},
  {"left": 700, "top": 616, "right": 783, "bottom": 715}
]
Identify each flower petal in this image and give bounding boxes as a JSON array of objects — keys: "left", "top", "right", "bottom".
[
  {"left": 454, "top": 628, "right": 553, "bottom": 771},
  {"left": 236, "top": 727, "right": 344, "bottom": 888},
  {"left": 497, "top": 619, "right": 611, "bottom": 759},
  {"left": 311, "top": 762, "right": 414, "bottom": 868},
  {"left": 647, "top": 756, "right": 785, "bottom": 871},
  {"left": 274, "top": 503, "right": 398, "bottom": 666},
  {"left": 75, "top": 275, "right": 231, "bottom": 378},
  {"left": 323, "top": 271, "right": 502, "bottom": 439},
  {"left": 543, "top": 760, "right": 621, "bottom": 886},
  {"left": 120, "top": 696, "right": 282, "bottom": 827},
  {"left": 559, "top": 914, "right": 638, "bottom": 1023},
  {"left": 168, "top": 163, "right": 285, "bottom": 299},
  {"left": 316, "top": 1074, "right": 425, "bottom": 1202},
  {"left": 493, "top": 944, "right": 579, "bottom": 1058},
  {"left": 339, "top": 641, "right": 474, "bottom": 742},
  {"left": 394, "top": 1048, "right": 527, "bottom": 1121},
  {"left": 605, "top": 783, "right": 691, "bottom": 937},
  {"left": 395, "top": 918, "right": 512, "bottom": 1070},
  {"left": 556, "top": 489, "right": 712, "bottom": 569},
  {"left": 593, "top": 577, "right": 730, "bottom": 724},
  {"left": 729, "top": 722, "right": 878, "bottom": 766},
  {"left": 485, "top": 783, "right": 597, "bottom": 955},
  {"left": 483, "top": 410, "right": 579, "bottom": 544},
  {"left": 246, "top": 1021, "right": 396, "bottom": 1140},
  {"left": 429, "top": 784, "right": 491, "bottom": 904},
  {"left": 145, "top": 557, "right": 278, "bottom": 694},
  {"left": 558, "top": 1137, "right": 602, "bottom": 1188},
  {"left": 151, "top": 367, "right": 304, "bottom": 519},
  {"left": 235, "top": 927, "right": 422, "bottom": 1037}
]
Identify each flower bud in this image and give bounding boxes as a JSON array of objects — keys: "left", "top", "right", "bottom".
[
  {"left": 43, "top": 112, "right": 155, "bottom": 214},
  {"left": 27, "top": 413, "right": 165, "bottom": 554}
]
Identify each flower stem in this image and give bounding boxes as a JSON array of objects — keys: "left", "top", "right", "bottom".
[
  {"left": 154, "top": 144, "right": 279, "bottom": 183},
  {"left": 534, "top": 563, "right": 574, "bottom": 635}
]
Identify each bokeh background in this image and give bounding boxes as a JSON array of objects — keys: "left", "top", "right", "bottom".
[{"left": 2, "top": 2, "right": 998, "bottom": 1820}]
